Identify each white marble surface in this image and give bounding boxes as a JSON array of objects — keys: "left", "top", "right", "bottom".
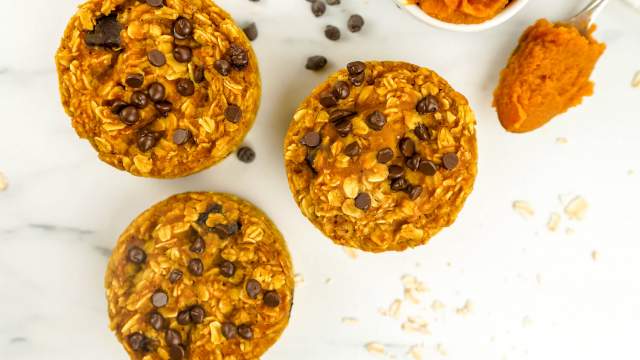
[{"left": 1, "top": 0, "right": 640, "bottom": 359}]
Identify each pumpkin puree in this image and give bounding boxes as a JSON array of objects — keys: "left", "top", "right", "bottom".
[
  {"left": 410, "top": 0, "right": 511, "bottom": 24},
  {"left": 493, "top": 19, "right": 606, "bottom": 133}
]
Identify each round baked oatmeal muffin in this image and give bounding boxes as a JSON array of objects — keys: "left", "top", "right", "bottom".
[
  {"left": 284, "top": 61, "right": 478, "bottom": 252},
  {"left": 55, "top": 0, "right": 260, "bottom": 178},
  {"left": 105, "top": 192, "right": 294, "bottom": 359}
]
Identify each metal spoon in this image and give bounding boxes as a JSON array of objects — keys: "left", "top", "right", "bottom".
[{"left": 565, "top": 0, "right": 610, "bottom": 36}]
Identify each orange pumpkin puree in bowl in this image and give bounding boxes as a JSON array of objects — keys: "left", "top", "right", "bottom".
[
  {"left": 493, "top": 19, "right": 606, "bottom": 133},
  {"left": 409, "top": 0, "right": 512, "bottom": 24}
]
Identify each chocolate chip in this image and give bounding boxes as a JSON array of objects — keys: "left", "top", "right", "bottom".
[
  {"left": 418, "top": 160, "right": 437, "bottom": 176},
  {"left": 344, "top": 142, "right": 361, "bottom": 157},
  {"left": 84, "top": 14, "right": 122, "bottom": 48},
  {"left": 354, "top": 192, "right": 371, "bottom": 211},
  {"left": 173, "top": 46, "right": 192, "bottom": 63},
  {"left": 148, "top": 82, "right": 166, "bottom": 102},
  {"left": 146, "top": 0, "right": 164, "bottom": 7},
  {"left": 176, "top": 78, "right": 195, "bottom": 96},
  {"left": 366, "top": 111, "right": 386, "bottom": 131},
  {"left": 137, "top": 131, "right": 159, "bottom": 152},
  {"left": 311, "top": 1, "right": 326, "bottom": 17},
  {"left": 301, "top": 131, "right": 321, "bottom": 148},
  {"left": 169, "top": 345, "right": 185, "bottom": 360},
  {"left": 227, "top": 222, "right": 240, "bottom": 236},
  {"left": 388, "top": 165, "right": 404, "bottom": 179},
  {"left": 346, "top": 61, "right": 365, "bottom": 75},
  {"left": 193, "top": 66, "right": 205, "bottom": 83},
  {"left": 210, "top": 224, "right": 231, "bottom": 239},
  {"left": 406, "top": 185, "right": 423, "bottom": 200},
  {"left": 406, "top": 154, "right": 421, "bottom": 171},
  {"left": 263, "top": 291, "right": 281, "bottom": 307},
  {"left": 172, "top": 129, "right": 191, "bottom": 145},
  {"left": 246, "top": 279, "right": 262, "bottom": 299},
  {"left": 414, "top": 123, "right": 430, "bottom": 141},
  {"left": 168, "top": 269, "right": 183, "bottom": 284},
  {"left": 227, "top": 44, "right": 249, "bottom": 69},
  {"left": 332, "top": 81, "right": 350, "bottom": 99},
  {"left": 238, "top": 324, "right": 253, "bottom": 340},
  {"left": 216, "top": 261, "right": 234, "bottom": 279},
  {"left": 151, "top": 290, "right": 168, "bottom": 308},
  {"left": 349, "top": 72, "right": 365, "bottom": 87},
  {"left": 224, "top": 104, "right": 242, "bottom": 123},
  {"left": 377, "top": 148, "right": 394, "bottom": 164},
  {"left": 306, "top": 148, "right": 319, "bottom": 174},
  {"left": 399, "top": 137, "right": 415, "bottom": 157},
  {"left": 214, "top": 60, "right": 232, "bottom": 76},
  {"left": 333, "top": 118, "right": 353, "bottom": 137},
  {"left": 189, "top": 305, "right": 205, "bottom": 324},
  {"left": 128, "top": 333, "right": 147, "bottom": 352},
  {"left": 221, "top": 323, "right": 237, "bottom": 339},
  {"left": 189, "top": 237, "right": 205, "bottom": 254},
  {"left": 243, "top": 22, "right": 258, "bottom": 41},
  {"left": 319, "top": 92, "right": 337, "bottom": 108},
  {"left": 165, "top": 329, "right": 181, "bottom": 346},
  {"left": 119, "top": 106, "right": 140, "bottom": 125},
  {"left": 347, "top": 14, "right": 365, "bottom": 32},
  {"left": 127, "top": 246, "right": 146, "bottom": 264},
  {"left": 306, "top": 56, "right": 327, "bottom": 71},
  {"left": 173, "top": 17, "right": 193, "bottom": 40},
  {"left": 148, "top": 311, "right": 165, "bottom": 331},
  {"left": 329, "top": 109, "right": 357, "bottom": 123},
  {"left": 390, "top": 177, "right": 408, "bottom": 191},
  {"left": 442, "top": 153, "right": 459, "bottom": 170},
  {"left": 148, "top": 50, "right": 166, "bottom": 67},
  {"left": 126, "top": 74, "right": 144, "bottom": 88},
  {"left": 197, "top": 204, "right": 222, "bottom": 225},
  {"left": 416, "top": 95, "right": 439, "bottom": 114},
  {"left": 155, "top": 101, "right": 173, "bottom": 116},
  {"left": 177, "top": 310, "right": 191, "bottom": 325},
  {"left": 188, "top": 259, "right": 204, "bottom": 276},
  {"left": 130, "top": 91, "right": 149, "bottom": 109},
  {"left": 325, "top": 25, "right": 340, "bottom": 41},
  {"left": 237, "top": 146, "right": 256, "bottom": 163},
  {"left": 110, "top": 100, "right": 128, "bottom": 114}
]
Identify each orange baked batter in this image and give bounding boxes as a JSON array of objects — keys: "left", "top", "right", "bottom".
[
  {"left": 493, "top": 19, "right": 606, "bottom": 133},
  {"left": 411, "top": 0, "right": 511, "bottom": 24}
]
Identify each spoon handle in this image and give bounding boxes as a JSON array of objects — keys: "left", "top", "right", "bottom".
[{"left": 569, "top": 0, "right": 610, "bottom": 32}]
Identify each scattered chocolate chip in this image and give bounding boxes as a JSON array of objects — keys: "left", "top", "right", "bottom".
[
  {"left": 246, "top": 279, "right": 262, "bottom": 299},
  {"left": 349, "top": 72, "right": 365, "bottom": 87},
  {"left": 172, "top": 129, "right": 191, "bottom": 145},
  {"left": 126, "top": 74, "right": 144, "bottom": 88},
  {"left": 344, "top": 142, "right": 361, "bottom": 157},
  {"left": 210, "top": 224, "right": 231, "bottom": 239},
  {"left": 414, "top": 123, "right": 430, "bottom": 141},
  {"left": 165, "top": 329, "right": 181, "bottom": 346},
  {"left": 346, "top": 61, "right": 365, "bottom": 75},
  {"left": 332, "top": 81, "right": 350, "bottom": 99},
  {"left": 173, "top": 46, "right": 192, "bottom": 63},
  {"left": 148, "top": 82, "right": 166, "bottom": 102},
  {"left": 219, "top": 260, "right": 236, "bottom": 278},
  {"left": 238, "top": 324, "right": 254, "bottom": 340},
  {"left": 148, "top": 311, "right": 165, "bottom": 331},
  {"left": 146, "top": 0, "right": 164, "bottom": 7},
  {"left": 193, "top": 65, "right": 205, "bottom": 83},
  {"left": 319, "top": 92, "right": 338, "bottom": 108},
  {"left": 177, "top": 310, "right": 191, "bottom": 325},
  {"left": 301, "top": 131, "right": 321, "bottom": 148},
  {"left": 176, "top": 78, "right": 195, "bottom": 96},
  {"left": 333, "top": 117, "right": 353, "bottom": 137},
  {"left": 151, "top": 290, "right": 168, "bottom": 308},
  {"left": 263, "top": 291, "right": 281, "bottom": 307},
  {"left": 327, "top": 0, "right": 341, "bottom": 4},
  {"left": 189, "top": 237, "right": 205, "bottom": 254},
  {"left": 190, "top": 306, "right": 205, "bottom": 324},
  {"left": 388, "top": 165, "right": 404, "bottom": 179},
  {"left": 130, "top": 91, "right": 149, "bottom": 109},
  {"left": 325, "top": 25, "right": 341, "bottom": 41},
  {"left": 347, "top": 14, "right": 365, "bottom": 33},
  {"left": 377, "top": 148, "right": 394, "bottom": 164},
  {"left": 354, "top": 192, "right": 371, "bottom": 211},
  {"left": 110, "top": 100, "right": 128, "bottom": 114},
  {"left": 119, "top": 106, "right": 140, "bottom": 125},
  {"left": 306, "top": 55, "right": 327, "bottom": 71},
  {"left": 442, "top": 152, "right": 459, "bottom": 170},
  {"left": 416, "top": 95, "right": 439, "bottom": 114},
  {"left": 127, "top": 246, "right": 146, "bottom": 265},
  {"left": 221, "top": 323, "right": 237, "bottom": 339},
  {"left": 243, "top": 22, "right": 258, "bottom": 41},
  {"left": 214, "top": 60, "right": 232, "bottom": 76},
  {"left": 169, "top": 269, "right": 183, "bottom": 284},
  {"left": 406, "top": 154, "right": 421, "bottom": 171},
  {"left": 155, "top": 101, "right": 173, "bottom": 116},
  {"left": 128, "top": 333, "right": 147, "bottom": 352},
  {"left": 188, "top": 259, "right": 204, "bottom": 276},
  {"left": 148, "top": 50, "right": 166, "bottom": 67},
  {"left": 390, "top": 177, "right": 408, "bottom": 191},
  {"left": 406, "top": 184, "right": 423, "bottom": 200},
  {"left": 137, "top": 131, "right": 159, "bottom": 152},
  {"left": 173, "top": 17, "right": 193, "bottom": 40},
  {"left": 399, "top": 137, "right": 415, "bottom": 157},
  {"left": 366, "top": 111, "right": 386, "bottom": 131},
  {"left": 418, "top": 160, "right": 437, "bottom": 176},
  {"left": 311, "top": 1, "right": 326, "bottom": 17},
  {"left": 237, "top": 146, "right": 256, "bottom": 163},
  {"left": 84, "top": 14, "right": 122, "bottom": 48},
  {"left": 329, "top": 109, "right": 357, "bottom": 123},
  {"left": 227, "top": 44, "right": 249, "bottom": 69},
  {"left": 169, "top": 345, "right": 185, "bottom": 360},
  {"left": 224, "top": 104, "right": 242, "bottom": 123}
]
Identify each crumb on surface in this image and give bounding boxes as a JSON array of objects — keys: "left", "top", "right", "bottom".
[
  {"left": 564, "top": 196, "right": 589, "bottom": 220},
  {"left": 456, "top": 299, "right": 474, "bottom": 316},
  {"left": 547, "top": 212, "right": 561, "bottom": 232},
  {"left": 512, "top": 200, "right": 535, "bottom": 218},
  {"left": 365, "top": 342, "right": 386, "bottom": 355}
]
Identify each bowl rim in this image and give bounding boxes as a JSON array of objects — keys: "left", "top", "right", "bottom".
[{"left": 393, "top": 0, "right": 530, "bottom": 32}]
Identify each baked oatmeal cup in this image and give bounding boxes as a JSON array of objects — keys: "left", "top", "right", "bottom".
[
  {"left": 105, "top": 192, "right": 294, "bottom": 360},
  {"left": 55, "top": 0, "right": 260, "bottom": 178},
  {"left": 284, "top": 61, "right": 478, "bottom": 253}
]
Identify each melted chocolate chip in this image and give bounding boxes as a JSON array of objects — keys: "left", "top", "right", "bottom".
[
  {"left": 414, "top": 123, "right": 430, "bottom": 141},
  {"left": 301, "top": 131, "right": 321, "bottom": 148},
  {"left": 177, "top": 310, "right": 191, "bottom": 325},
  {"left": 137, "top": 131, "right": 159, "bottom": 152},
  {"left": 119, "top": 106, "right": 140, "bottom": 125},
  {"left": 237, "top": 146, "right": 256, "bottom": 163},
  {"left": 148, "top": 82, "right": 166, "bottom": 102},
  {"left": 165, "top": 329, "right": 181, "bottom": 346},
  {"left": 84, "top": 14, "right": 122, "bottom": 48},
  {"left": 366, "top": 111, "right": 386, "bottom": 131},
  {"left": 354, "top": 193, "right": 371, "bottom": 211},
  {"left": 151, "top": 290, "right": 168, "bottom": 308},
  {"left": 189, "top": 237, "right": 205, "bottom": 254},
  {"left": 238, "top": 324, "right": 253, "bottom": 340},
  {"left": 390, "top": 177, "right": 409, "bottom": 191},
  {"left": 224, "top": 104, "right": 242, "bottom": 123},
  {"left": 246, "top": 279, "right": 262, "bottom": 299},
  {"left": 377, "top": 148, "right": 394, "bottom": 164},
  {"left": 388, "top": 165, "right": 404, "bottom": 179},
  {"left": 418, "top": 160, "right": 437, "bottom": 176},
  {"left": 169, "top": 345, "right": 185, "bottom": 360},
  {"left": 306, "top": 55, "right": 327, "bottom": 71},
  {"left": 263, "top": 291, "right": 281, "bottom": 307},
  {"left": 173, "top": 17, "right": 193, "bottom": 40},
  {"left": 398, "top": 137, "right": 415, "bottom": 157},
  {"left": 221, "top": 323, "right": 237, "bottom": 339},
  {"left": 147, "top": 50, "right": 166, "bottom": 67},
  {"left": 127, "top": 333, "right": 147, "bottom": 352},
  {"left": 176, "top": 78, "right": 195, "bottom": 96},
  {"left": 168, "top": 269, "right": 183, "bottom": 284},
  {"left": 189, "top": 305, "right": 205, "bottom": 324},
  {"left": 110, "top": 100, "right": 128, "bottom": 114},
  {"left": 347, "top": 14, "right": 365, "bottom": 33},
  {"left": 346, "top": 61, "right": 365, "bottom": 75},
  {"left": 214, "top": 60, "right": 231, "bottom": 76},
  {"left": 172, "top": 129, "right": 191, "bottom": 145},
  {"left": 130, "top": 91, "right": 149, "bottom": 109},
  {"left": 219, "top": 260, "right": 236, "bottom": 278},
  {"left": 126, "top": 74, "right": 144, "bottom": 88},
  {"left": 442, "top": 152, "right": 459, "bottom": 170},
  {"left": 332, "top": 81, "right": 350, "bottom": 99},
  {"left": 146, "top": 0, "right": 164, "bottom": 7},
  {"left": 154, "top": 101, "right": 172, "bottom": 116},
  {"left": 344, "top": 142, "right": 361, "bottom": 157},
  {"left": 416, "top": 95, "right": 439, "bottom": 114},
  {"left": 193, "top": 65, "right": 205, "bottom": 83},
  {"left": 406, "top": 184, "right": 423, "bottom": 200},
  {"left": 227, "top": 44, "right": 249, "bottom": 69},
  {"left": 319, "top": 92, "right": 338, "bottom": 108},
  {"left": 173, "top": 46, "right": 192, "bottom": 63},
  {"left": 127, "top": 246, "right": 146, "bottom": 264},
  {"left": 406, "top": 154, "right": 421, "bottom": 171},
  {"left": 148, "top": 311, "right": 165, "bottom": 330},
  {"left": 188, "top": 259, "right": 204, "bottom": 276}
]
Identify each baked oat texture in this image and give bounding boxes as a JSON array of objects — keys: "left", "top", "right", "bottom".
[
  {"left": 105, "top": 192, "right": 294, "bottom": 360},
  {"left": 56, "top": 0, "right": 260, "bottom": 178},
  {"left": 284, "top": 61, "right": 478, "bottom": 252}
]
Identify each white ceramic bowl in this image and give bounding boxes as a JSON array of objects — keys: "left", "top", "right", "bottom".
[{"left": 393, "top": 0, "right": 530, "bottom": 32}]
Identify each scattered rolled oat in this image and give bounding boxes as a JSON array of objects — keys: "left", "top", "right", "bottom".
[
  {"left": 365, "top": 342, "right": 386, "bottom": 355},
  {"left": 342, "top": 246, "right": 359, "bottom": 259},
  {"left": 512, "top": 200, "right": 535, "bottom": 218},
  {"left": 408, "top": 345, "right": 424, "bottom": 360},
  {"left": 455, "top": 299, "right": 474, "bottom": 316},
  {"left": 294, "top": 273, "right": 305, "bottom": 284},
  {"left": 380, "top": 299, "right": 403, "bottom": 319},
  {"left": 431, "top": 299, "right": 445, "bottom": 312},
  {"left": 341, "top": 317, "right": 359, "bottom": 325},
  {"left": 401, "top": 316, "right": 430, "bottom": 335},
  {"left": 0, "top": 171, "right": 7, "bottom": 192},
  {"left": 564, "top": 196, "right": 589, "bottom": 220},
  {"left": 435, "top": 343, "right": 448, "bottom": 356},
  {"left": 547, "top": 212, "right": 561, "bottom": 232},
  {"left": 632, "top": 70, "right": 640, "bottom": 88}
]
